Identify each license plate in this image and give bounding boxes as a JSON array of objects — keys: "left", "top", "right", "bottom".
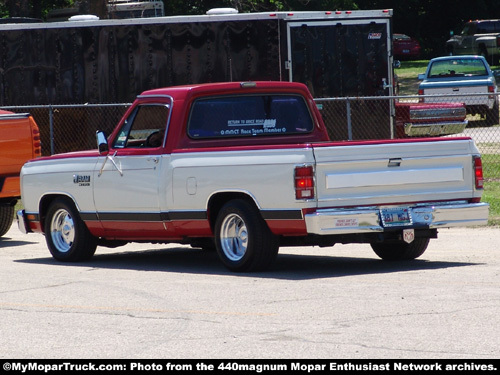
[
  {"left": 403, "top": 49, "right": 410, "bottom": 53},
  {"left": 380, "top": 207, "right": 412, "bottom": 227}
]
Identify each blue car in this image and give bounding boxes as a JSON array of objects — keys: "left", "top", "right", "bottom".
[{"left": 418, "top": 55, "right": 499, "bottom": 126}]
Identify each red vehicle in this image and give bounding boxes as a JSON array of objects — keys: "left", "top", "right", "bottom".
[
  {"left": 0, "top": 110, "right": 41, "bottom": 237},
  {"left": 17, "top": 81, "right": 489, "bottom": 271},
  {"left": 393, "top": 33, "right": 421, "bottom": 60}
]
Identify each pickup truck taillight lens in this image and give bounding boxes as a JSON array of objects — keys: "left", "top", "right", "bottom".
[
  {"left": 295, "top": 165, "right": 314, "bottom": 199},
  {"left": 33, "top": 128, "right": 41, "bottom": 156},
  {"left": 474, "top": 156, "right": 484, "bottom": 189},
  {"left": 488, "top": 84, "right": 496, "bottom": 100},
  {"left": 418, "top": 89, "right": 424, "bottom": 102}
]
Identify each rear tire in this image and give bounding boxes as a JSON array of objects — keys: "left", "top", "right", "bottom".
[
  {"left": 371, "top": 237, "right": 430, "bottom": 261},
  {"left": 485, "top": 101, "right": 499, "bottom": 126},
  {"left": 0, "top": 205, "right": 14, "bottom": 237},
  {"left": 215, "top": 199, "right": 279, "bottom": 272},
  {"left": 44, "top": 197, "right": 97, "bottom": 262}
]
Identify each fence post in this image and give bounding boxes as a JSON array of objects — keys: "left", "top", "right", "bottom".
[
  {"left": 346, "top": 99, "right": 353, "bottom": 140},
  {"left": 49, "top": 105, "right": 55, "bottom": 155}
]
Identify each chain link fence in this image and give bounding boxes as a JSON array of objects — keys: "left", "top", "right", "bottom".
[{"left": 3, "top": 93, "right": 500, "bottom": 222}]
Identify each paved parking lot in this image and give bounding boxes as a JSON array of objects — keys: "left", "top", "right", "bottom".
[{"left": 0, "top": 223, "right": 499, "bottom": 359}]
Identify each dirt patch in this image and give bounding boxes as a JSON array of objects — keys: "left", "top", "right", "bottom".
[{"left": 396, "top": 75, "right": 420, "bottom": 96}]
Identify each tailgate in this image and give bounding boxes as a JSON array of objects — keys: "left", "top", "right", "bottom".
[
  {"left": 0, "top": 113, "right": 34, "bottom": 175},
  {"left": 423, "top": 85, "right": 488, "bottom": 106},
  {"left": 312, "top": 138, "right": 479, "bottom": 208}
]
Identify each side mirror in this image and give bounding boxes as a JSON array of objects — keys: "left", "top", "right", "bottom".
[
  {"left": 96, "top": 131, "right": 109, "bottom": 154},
  {"left": 418, "top": 73, "right": 426, "bottom": 80}
]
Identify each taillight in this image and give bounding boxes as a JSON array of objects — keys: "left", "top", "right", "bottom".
[
  {"left": 29, "top": 116, "right": 42, "bottom": 157},
  {"left": 474, "top": 156, "right": 484, "bottom": 189},
  {"left": 32, "top": 127, "right": 41, "bottom": 157},
  {"left": 295, "top": 165, "right": 314, "bottom": 199},
  {"left": 418, "top": 88, "right": 424, "bottom": 102}
]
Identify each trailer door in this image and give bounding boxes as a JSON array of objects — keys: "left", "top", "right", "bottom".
[{"left": 286, "top": 19, "right": 394, "bottom": 140}]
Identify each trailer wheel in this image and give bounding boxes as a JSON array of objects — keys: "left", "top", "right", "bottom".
[
  {"left": 370, "top": 237, "right": 430, "bottom": 261},
  {"left": 45, "top": 197, "right": 97, "bottom": 262},
  {"left": 0, "top": 205, "right": 14, "bottom": 237},
  {"left": 215, "top": 199, "right": 279, "bottom": 272}
]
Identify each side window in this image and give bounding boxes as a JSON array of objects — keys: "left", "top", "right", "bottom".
[
  {"left": 113, "top": 104, "right": 169, "bottom": 148},
  {"left": 461, "top": 24, "right": 471, "bottom": 36},
  {"left": 187, "top": 95, "right": 314, "bottom": 139}
]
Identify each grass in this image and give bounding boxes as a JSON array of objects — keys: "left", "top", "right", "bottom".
[
  {"left": 483, "top": 181, "right": 500, "bottom": 225},
  {"left": 482, "top": 153, "right": 500, "bottom": 225},
  {"left": 395, "top": 60, "right": 429, "bottom": 95}
]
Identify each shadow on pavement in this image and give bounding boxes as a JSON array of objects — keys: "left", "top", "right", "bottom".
[
  {"left": 15, "top": 244, "right": 482, "bottom": 281},
  {"left": 0, "top": 236, "right": 39, "bottom": 248}
]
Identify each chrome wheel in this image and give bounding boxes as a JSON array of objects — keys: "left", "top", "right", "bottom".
[
  {"left": 49, "top": 208, "right": 75, "bottom": 253},
  {"left": 220, "top": 213, "right": 248, "bottom": 262},
  {"left": 45, "top": 197, "right": 97, "bottom": 262},
  {"left": 215, "top": 199, "right": 279, "bottom": 272}
]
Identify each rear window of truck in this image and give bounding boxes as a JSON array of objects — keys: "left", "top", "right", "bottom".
[
  {"left": 187, "top": 94, "right": 314, "bottom": 139},
  {"left": 428, "top": 58, "right": 488, "bottom": 78}
]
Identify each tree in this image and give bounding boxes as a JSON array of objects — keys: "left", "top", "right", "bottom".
[
  {"left": 4, "top": 0, "right": 30, "bottom": 17},
  {"left": 1, "top": 0, "right": 74, "bottom": 19}
]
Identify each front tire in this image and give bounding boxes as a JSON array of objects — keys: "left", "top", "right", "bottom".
[
  {"left": 215, "top": 199, "right": 279, "bottom": 272},
  {"left": 371, "top": 237, "right": 430, "bottom": 261},
  {"left": 44, "top": 197, "right": 97, "bottom": 262}
]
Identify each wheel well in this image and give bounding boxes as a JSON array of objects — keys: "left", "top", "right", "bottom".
[
  {"left": 38, "top": 194, "right": 76, "bottom": 232},
  {"left": 207, "top": 192, "right": 260, "bottom": 231}
]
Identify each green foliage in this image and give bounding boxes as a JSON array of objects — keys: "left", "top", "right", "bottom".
[
  {"left": 0, "top": 4, "right": 6, "bottom": 18},
  {"left": 1, "top": 0, "right": 74, "bottom": 19},
  {"left": 163, "top": 1, "right": 356, "bottom": 14},
  {"left": 1, "top": 1, "right": 358, "bottom": 18}
]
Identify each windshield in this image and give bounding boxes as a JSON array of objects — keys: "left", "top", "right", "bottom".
[{"left": 428, "top": 58, "right": 488, "bottom": 78}]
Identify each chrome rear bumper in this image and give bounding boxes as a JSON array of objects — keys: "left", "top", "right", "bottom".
[
  {"left": 304, "top": 202, "right": 489, "bottom": 235},
  {"left": 404, "top": 120, "right": 468, "bottom": 137}
]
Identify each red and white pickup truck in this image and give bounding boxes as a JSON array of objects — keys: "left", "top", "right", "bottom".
[{"left": 18, "top": 82, "right": 489, "bottom": 271}]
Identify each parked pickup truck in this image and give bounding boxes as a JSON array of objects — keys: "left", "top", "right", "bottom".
[
  {"left": 395, "top": 101, "right": 467, "bottom": 138},
  {"left": 446, "top": 19, "right": 500, "bottom": 64},
  {"left": 0, "top": 110, "right": 41, "bottom": 237},
  {"left": 17, "top": 82, "right": 489, "bottom": 271},
  {"left": 418, "top": 55, "right": 499, "bottom": 126}
]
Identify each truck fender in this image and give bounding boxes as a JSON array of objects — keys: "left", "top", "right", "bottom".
[
  {"left": 206, "top": 191, "right": 262, "bottom": 231},
  {"left": 474, "top": 35, "right": 497, "bottom": 46},
  {"left": 38, "top": 193, "right": 83, "bottom": 231}
]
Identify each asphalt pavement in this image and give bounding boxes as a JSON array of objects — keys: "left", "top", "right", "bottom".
[{"left": 0, "top": 223, "right": 499, "bottom": 359}]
